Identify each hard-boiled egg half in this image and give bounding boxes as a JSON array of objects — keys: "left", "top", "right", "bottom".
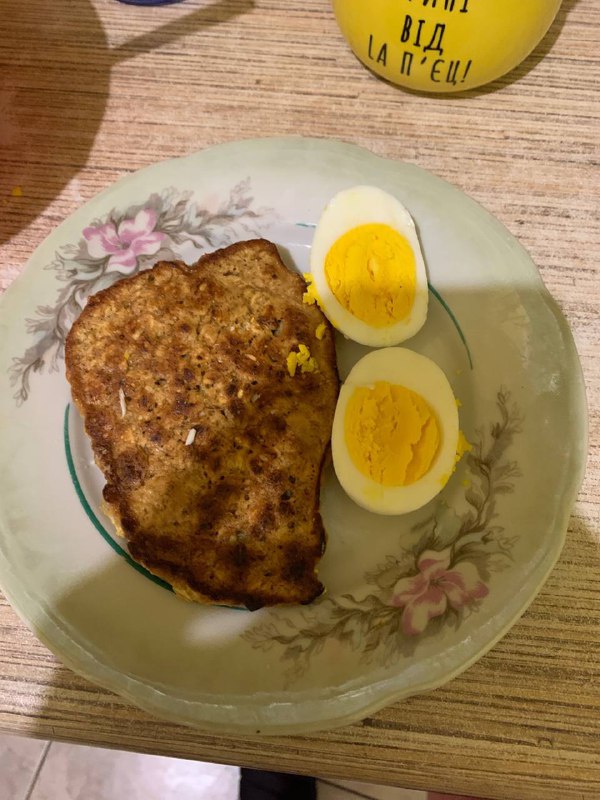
[
  {"left": 332, "top": 348, "right": 468, "bottom": 515},
  {"left": 308, "top": 186, "right": 428, "bottom": 346}
]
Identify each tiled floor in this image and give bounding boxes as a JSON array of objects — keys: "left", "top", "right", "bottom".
[{"left": 0, "top": 732, "right": 483, "bottom": 800}]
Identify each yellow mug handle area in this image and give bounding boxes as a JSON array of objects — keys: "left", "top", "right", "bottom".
[{"left": 332, "top": 0, "right": 563, "bottom": 93}]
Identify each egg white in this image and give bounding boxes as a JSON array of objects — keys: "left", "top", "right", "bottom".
[
  {"left": 310, "top": 186, "right": 428, "bottom": 347},
  {"left": 331, "top": 348, "right": 459, "bottom": 515}
]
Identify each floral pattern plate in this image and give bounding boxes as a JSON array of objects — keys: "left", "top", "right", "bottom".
[{"left": 0, "top": 137, "right": 587, "bottom": 734}]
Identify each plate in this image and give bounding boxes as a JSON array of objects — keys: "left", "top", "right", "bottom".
[{"left": 0, "top": 137, "right": 587, "bottom": 734}]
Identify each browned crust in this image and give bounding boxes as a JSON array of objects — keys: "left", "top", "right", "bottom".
[{"left": 65, "top": 239, "right": 339, "bottom": 610}]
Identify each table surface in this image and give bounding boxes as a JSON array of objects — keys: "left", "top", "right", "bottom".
[{"left": 0, "top": 1, "right": 598, "bottom": 798}]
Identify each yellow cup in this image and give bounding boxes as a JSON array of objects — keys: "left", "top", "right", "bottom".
[{"left": 332, "top": 0, "right": 563, "bottom": 92}]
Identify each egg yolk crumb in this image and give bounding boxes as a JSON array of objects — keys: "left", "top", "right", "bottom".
[
  {"left": 315, "top": 323, "right": 327, "bottom": 340},
  {"left": 439, "top": 431, "right": 472, "bottom": 486},
  {"left": 287, "top": 344, "right": 318, "bottom": 377},
  {"left": 345, "top": 381, "right": 439, "bottom": 486},
  {"left": 325, "top": 223, "right": 416, "bottom": 328},
  {"left": 455, "top": 430, "right": 471, "bottom": 464},
  {"left": 302, "top": 273, "right": 322, "bottom": 307}
]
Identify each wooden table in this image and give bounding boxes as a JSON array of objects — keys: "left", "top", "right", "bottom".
[{"left": 1, "top": 1, "right": 598, "bottom": 798}]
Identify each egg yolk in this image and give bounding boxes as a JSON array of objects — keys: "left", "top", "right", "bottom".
[
  {"left": 345, "top": 381, "right": 440, "bottom": 486},
  {"left": 303, "top": 273, "right": 322, "bottom": 307},
  {"left": 325, "top": 223, "right": 416, "bottom": 327},
  {"left": 287, "top": 344, "right": 317, "bottom": 377},
  {"left": 456, "top": 430, "right": 472, "bottom": 463}
]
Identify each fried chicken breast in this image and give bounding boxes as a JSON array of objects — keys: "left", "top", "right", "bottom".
[{"left": 65, "top": 239, "right": 339, "bottom": 609}]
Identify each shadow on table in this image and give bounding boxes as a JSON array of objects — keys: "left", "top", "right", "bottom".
[{"left": 0, "top": 0, "right": 253, "bottom": 247}]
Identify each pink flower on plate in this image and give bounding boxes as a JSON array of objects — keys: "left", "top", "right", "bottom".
[
  {"left": 83, "top": 208, "right": 164, "bottom": 272},
  {"left": 391, "top": 547, "right": 489, "bottom": 636}
]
